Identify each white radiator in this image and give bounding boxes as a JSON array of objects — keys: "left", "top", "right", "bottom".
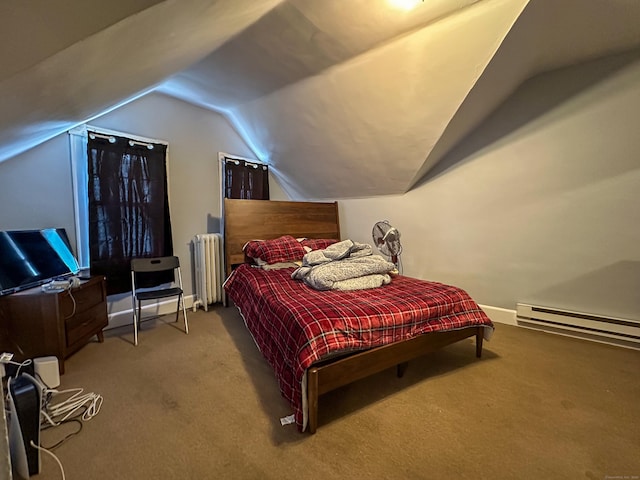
[
  {"left": 193, "top": 233, "right": 224, "bottom": 311},
  {"left": 516, "top": 303, "right": 640, "bottom": 349}
]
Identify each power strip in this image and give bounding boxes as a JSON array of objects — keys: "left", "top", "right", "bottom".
[
  {"left": 41, "top": 277, "right": 81, "bottom": 293},
  {"left": 41, "top": 281, "right": 69, "bottom": 292}
]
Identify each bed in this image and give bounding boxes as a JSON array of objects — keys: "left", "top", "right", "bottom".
[{"left": 223, "top": 198, "right": 494, "bottom": 433}]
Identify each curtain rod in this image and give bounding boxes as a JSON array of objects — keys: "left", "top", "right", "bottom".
[
  {"left": 128, "top": 139, "right": 154, "bottom": 150},
  {"left": 224, "top": 157, "right": 267, "bottom": 169},
  {"left": 88, "top": 132, "right": 154, "bottom": 149},
  {"left": 84, "top": 125, "right": 167, "bottom": 146},
  {"left": 88, "top": 132, "right": 116, "bottom": 143}
]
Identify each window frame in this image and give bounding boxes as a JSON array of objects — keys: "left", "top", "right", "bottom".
[
  {"left": 217, "top": 151, "right": 267, "bottom": 236},
  {"left": 69, "top": 125, "right": 170, "bottom": 269}
]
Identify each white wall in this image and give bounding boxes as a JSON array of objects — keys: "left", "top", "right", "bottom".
[
  {"left": 0, "top": 134, "right": 76, "bottom": 241},
  {"left": 0, "top": 92, "right": 288, "bottom": 323},
  {"left": 337, "top": 56, "right": 640, "bottom": 321}
]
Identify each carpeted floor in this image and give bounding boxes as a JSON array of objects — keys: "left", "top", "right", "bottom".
[{"left": 32, "top": 305, "right": 640, "bottom": 479}]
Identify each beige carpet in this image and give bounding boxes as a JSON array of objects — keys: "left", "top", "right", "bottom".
[{"left": 33, "top": 306, "right": 639, "bottom": 480}]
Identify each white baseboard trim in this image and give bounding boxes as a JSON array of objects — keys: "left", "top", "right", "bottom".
[
  {"left": 105, "top": 300, "right": 515, "bottom": 331},
  {"left": 106, "top": 294, "right": 196, "bottom": 331},
  {"left": 479, "top": 304, "right": 517, "bottom": 326}
]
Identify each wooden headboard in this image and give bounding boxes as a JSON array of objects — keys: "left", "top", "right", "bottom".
[{"left": 223, "top": 198, "right": 340, "bottom": 277}]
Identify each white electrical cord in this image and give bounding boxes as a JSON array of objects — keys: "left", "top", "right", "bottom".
[
  {"left": 3, "top": 358, "right": 101, "bottom": 480},
  {"left": 2, "top": 359, "right": 33, "bottom": 400},
  {"left": 64, "top": 290, "right": 77, "bottom": 319},
  {"left": 30, "top": 441, "right": 66, "bottom": 480},
  {"left": 45, "top": 388, "right": 103, "bottom": 424},
  {"left": 9, "top": 358, "right": 32, "bottom": 378}
]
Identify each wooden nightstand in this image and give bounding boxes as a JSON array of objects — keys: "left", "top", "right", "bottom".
[{"left": 0, "top": 276, "right": 108, "bottom": 374}]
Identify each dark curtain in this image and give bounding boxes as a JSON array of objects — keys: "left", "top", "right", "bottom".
[
  {"left": 224, "top": 158, "right": 269, "bottom": 199},
  {"left": 87, "top": 134, "right": 173, "bottom": 295}
]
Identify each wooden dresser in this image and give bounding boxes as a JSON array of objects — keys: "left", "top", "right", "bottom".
[{"left": 0, "top": 276, "right": 108, "bottom": 374}]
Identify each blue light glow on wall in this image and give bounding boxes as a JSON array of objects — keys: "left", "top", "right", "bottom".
[{"left": 41, "top": 229, "right": 80, "bottom": 274}]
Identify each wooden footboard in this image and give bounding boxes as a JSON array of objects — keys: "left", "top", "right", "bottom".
[{"left": 306, "top": 326, "right": 484, "bottom": 434}]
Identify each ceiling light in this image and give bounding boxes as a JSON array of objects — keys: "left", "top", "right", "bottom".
[{"left": 388, "top": 0, "right": 423, "bottom": 10}]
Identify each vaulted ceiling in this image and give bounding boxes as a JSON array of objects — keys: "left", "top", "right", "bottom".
[{"left": 1, "top": 0, "right": 639, "bottom": 198}]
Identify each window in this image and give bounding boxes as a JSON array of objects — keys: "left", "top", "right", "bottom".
[
  {"left": 70, "top": 126, "right": 173, "bottom": 295},
  {"left": 222, "top": 155, "right": 269, "bottom": 200}
]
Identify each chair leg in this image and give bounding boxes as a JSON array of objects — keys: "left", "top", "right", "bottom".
[
  {"left": 133, "top": 300, "right": 139, "bottom": 347},
  {"left": 181, "top": 294, "right": 189, "bottom": 335}
]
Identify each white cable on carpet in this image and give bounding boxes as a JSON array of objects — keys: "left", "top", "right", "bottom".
[{"left": 31, "top": 441, "right": 66, "bottom": 480}]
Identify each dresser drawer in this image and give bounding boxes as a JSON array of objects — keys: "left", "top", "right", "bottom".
[
  {"left": 59, "top": 280, "right": 105, "bottom": 317},
  {"left": 65, "top": 303, "right": 108, "bottom": 348}
]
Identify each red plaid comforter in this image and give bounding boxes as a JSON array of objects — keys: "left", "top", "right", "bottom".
[{"left": 224, "top": 264, "right": 494, "bottom": 429}]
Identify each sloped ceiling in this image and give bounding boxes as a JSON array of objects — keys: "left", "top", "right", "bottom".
[
  {"left": 0, "top": 0, "right": 284, "bottom": 159},
  {"left": 0, "top": 0, "right": 639, "bottom": 199}
]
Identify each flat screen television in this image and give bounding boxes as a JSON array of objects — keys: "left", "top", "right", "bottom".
[{"left": 0, "top": 228, "right": 80, "bottom": 296}]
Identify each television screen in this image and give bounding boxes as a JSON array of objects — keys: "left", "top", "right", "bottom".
[{"left": 0, "top": 228, "right": 80, "bottom": 296}]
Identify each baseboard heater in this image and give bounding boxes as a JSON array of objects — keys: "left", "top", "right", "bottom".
[{"left": 516, "top": 303, "right": 640, "bottom": 349}]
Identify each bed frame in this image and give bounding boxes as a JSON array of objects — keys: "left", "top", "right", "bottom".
[{"left": 223, "top": 198, "right": 484, "bottom": 433}]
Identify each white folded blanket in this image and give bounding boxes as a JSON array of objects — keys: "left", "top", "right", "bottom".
[{"left": 292, "top": 240, "right": 395, "bottom": 291}]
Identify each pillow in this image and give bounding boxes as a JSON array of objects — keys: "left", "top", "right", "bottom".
[
  {"left": 244, "top": 235, "right": 306, "bottom": 265},
  {"left": 261, "top": 261, "right": 301, "bottom": 271},
  {"left": 299, "top": 238, "right": 339, "bottom": 252}
]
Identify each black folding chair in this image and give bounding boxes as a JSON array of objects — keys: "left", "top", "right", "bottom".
[{"left": 130, "top": 256, "right": 189, "bottom": 346}]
